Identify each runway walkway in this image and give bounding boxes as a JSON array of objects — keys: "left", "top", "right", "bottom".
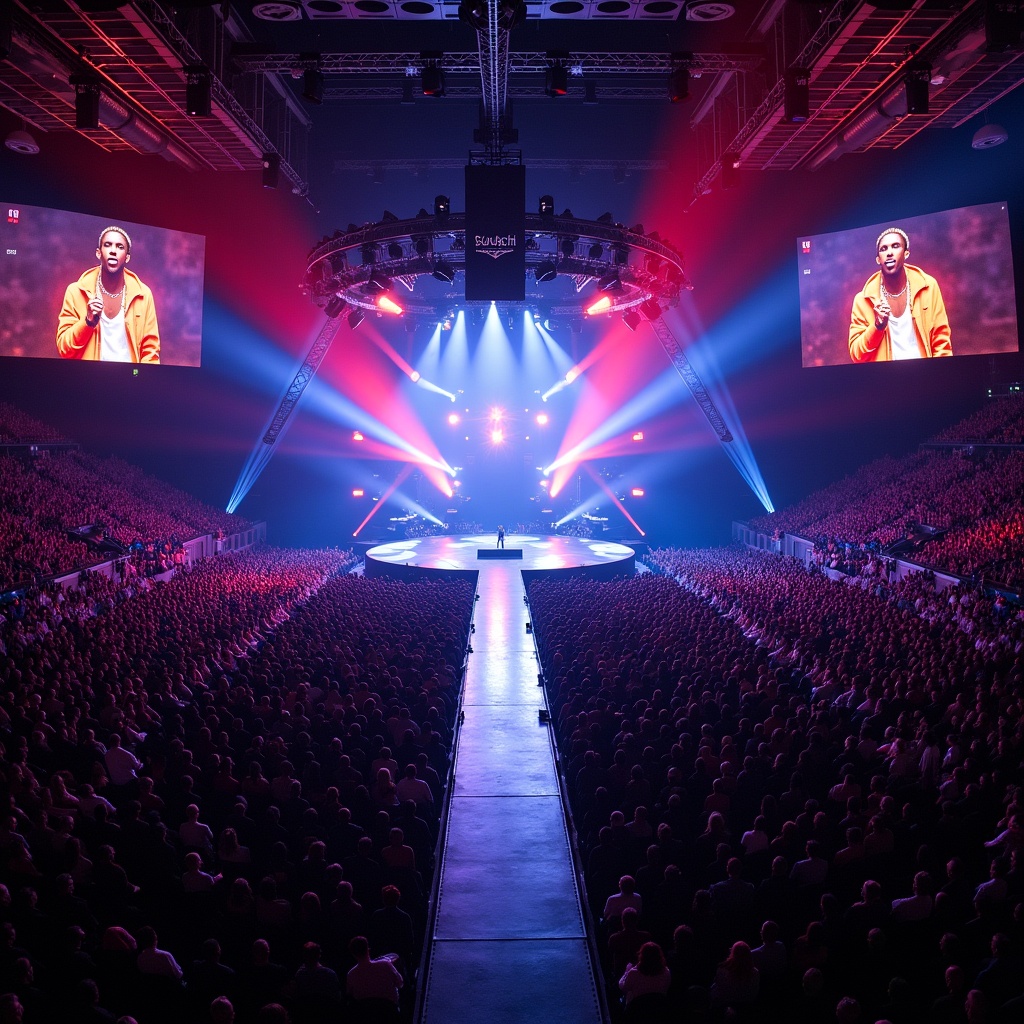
[{"left": 419, "top": 558, "right": 604, "bottom": 1024}]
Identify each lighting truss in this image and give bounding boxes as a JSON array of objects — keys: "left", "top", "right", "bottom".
[
  {"left": 231, "top": 50, "right": 764, "bottom": 77},
  {"left": 647, "top": 317, "right": 733, "bottom": 444},
  {"left": 262, "top": 313, "right": 345, "bottom": 446},
  {"left": 305, "top": 210, "right": 690, "bottom": 322}
]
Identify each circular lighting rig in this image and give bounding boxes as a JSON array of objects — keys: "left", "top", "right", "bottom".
[{"left": 304, "top": 208, "right": 691, "bottom": 324}]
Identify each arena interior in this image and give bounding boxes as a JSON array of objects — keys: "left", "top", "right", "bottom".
[{"left": 2, "top": 3, "right": 1024, "bottom": 1023}]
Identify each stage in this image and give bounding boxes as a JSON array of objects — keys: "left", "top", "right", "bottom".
[{"left": 363, "top": 534, "right": 636, "bottom": 582}]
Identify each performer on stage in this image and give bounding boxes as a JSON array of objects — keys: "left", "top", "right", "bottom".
[{"left": 497, "top": 525, "right": 505, "bottom": 549}]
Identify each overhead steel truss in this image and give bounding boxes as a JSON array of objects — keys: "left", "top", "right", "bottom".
[{"left": 231, "top": 49, "right": 764, "bottom": 77}]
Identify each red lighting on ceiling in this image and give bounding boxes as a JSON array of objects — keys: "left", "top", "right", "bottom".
[
  {"left": 536, "top": 412, "right": 549, "bottom": 426},
  {"left": 352, "top": 488, "right": 365, "bottom": 497},
  {"left": 585, "top": 295, "right": 612, "bottom": 316},
  {"left": 631, "top": 487, "right": 645, "bottom": 498},
  {"left": 352, "top": 431, "right": 364, "bottom": 441},
  {"left": 377, "top": 294, "right": 404, "bottom": 315},
  {"left": 632, "top": 431, "right": 644, "bottom": 442},
  {"left": 447, "top": 412, "right": 460, "bottom": 426}
]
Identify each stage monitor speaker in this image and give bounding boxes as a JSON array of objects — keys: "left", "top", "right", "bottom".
[{"left": 478, "top": 548, "right": 523, "bottom": 559}]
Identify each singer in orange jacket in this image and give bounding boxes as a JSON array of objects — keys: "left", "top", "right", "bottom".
[
  {"left": 849, "top": 228, "right": 951, "bottom": 362},
  {"left": 56, "top": 226, "right": 160, "bottom": 363}
]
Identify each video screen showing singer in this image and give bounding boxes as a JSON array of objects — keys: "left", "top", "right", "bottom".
[
  {"left": 848, "top": 227, "right": 951, "bottom": 362},
  {"left": 56, "top": 226, "right": 161, "bottom": 363}
]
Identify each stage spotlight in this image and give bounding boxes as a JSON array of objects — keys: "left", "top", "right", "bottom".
[
  {"left": 353, "top": 431, "right": 365, "bottom": 442},
  {"left": 261, "top": 153, "right": 280, "bottom": 189},
  {"left": 432, "top": 260, "right": 455, "bottom": 283},
  {"left": 348, "top": 309, "right": 365, "bottom": 329},
  {"left": 71, "top": 73, "right": 101, "bottom": 130},
  {"left": 588, "top": 242, "right": 603, "bottom": 259},
  {"left": 302, "top": 67, "right": 324, "bottom": 105},
  {"left": 448, "top": 412, "right": 460, "bottom": 426},
  {"left": 536, "top": 413, "right": 549, "bottom": 426},
  {"left": 559, "top": 237, "right": 575, "bottom": 257},
  {"left": 387, "top": 242, "right": 404, "bottom": 260},
  {"left": 545, "top": 64, "right": 568, "bottom": 97},
  {"left": 184, "top": 65, "right": 212, "bottom": 117},
  {"left": 535, "top": 260, "right": 557, "bottom": 283},
  {"left": 491, "top": 428, "right": 504, "bottom": 444},
  {"left": 4, "top": 129, "right": 39, "bottom": 155},
  {"left": 324, "top": 296, "right": 346, "bottom": 318},
  {"left": 784, "top": 67, "right": 809, "bottom": 122},
  {"left": 904, "top": 61, "right": 930, "bottom": 114},
  {"left": 586, "top": 295, "right": 612, "bottom": 316},
  {"left": 598, "top": 271, "right": 621, "bottom": 292},
  {"left": 434, "top": 195, "right": 450, "bottom": 223},
  {"left": 377, "top": 293, "right": 404, "bottom": 315},
  {"left": 632, "top": 431, "right": 644, "bottom": 441},
  {"left": 490, "top": 407, "right": 504, "bottom": 420},
  {"left": 565, "top": 368, "right": 579, "bottom": 384},
  {"left": 640, "top": 298, "right": 662, "bottom": 321},
  {"left": 668, "top": 65, "right": 689, "bottom": 103},
  {"left": 630, "top": 488, "right": 645, "bottom": 498},
  {"left": 421, "top": 61, "right": 445, "bottom": 97},
  {"left": 459, "top": 0, "right": 492, "bottom": 27},
  {"left": 622, "top": 309, "right": 641, "bottom": 332},
  {"left": 409, "top": 370, "right": 421, "bottom": 383},
  {"left": 352, "top": 489, "right": 365, "bottom": 497},
  {"left": 415, "top": 236, "right": 431, "bottom": 256},
  {"left": 539, "top": 195, "right": 554, "bottom": 217}
]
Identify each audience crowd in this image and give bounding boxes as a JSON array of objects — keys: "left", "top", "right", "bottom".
[
  {"left": 930, "top": 398, "right": 1024, "bottom": 445},
  {"left": 0, "top": 545, "right": 473, "bottom": 1023},
  {"left": 0, "top": 448, "right": 252, "bottom": 591},
  {"left": 0, "top": 405, "right": 69, "bottom": 445},
  {"left": 748, "top": 398, "right": 1024, "bottom": 587},
  {"left": 529, "top": 548, "right": 1023, "bottom": 1022},
  {"left": 3, "top": 393, "right": 1023, "bottom": 1024}
]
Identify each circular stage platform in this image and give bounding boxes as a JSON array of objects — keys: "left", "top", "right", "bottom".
[{"left": 364, "top": 534, "right": 636, "bottom": 582}]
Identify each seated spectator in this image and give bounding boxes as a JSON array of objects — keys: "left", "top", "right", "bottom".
[{"left": 345, "top": 935, "right": 402, "bottom": 1014}]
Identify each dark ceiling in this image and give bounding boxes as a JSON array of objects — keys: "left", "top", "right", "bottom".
[{"left": 3, "top": 1, "right": 1021, "bottom": 204}]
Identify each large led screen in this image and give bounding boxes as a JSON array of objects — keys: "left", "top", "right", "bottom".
[
  {"left": 1, "top": 202, "right": 205, "bottom": 366},
  {"left": 798, "top": 202, "right": 1018, "bottom": 368}
]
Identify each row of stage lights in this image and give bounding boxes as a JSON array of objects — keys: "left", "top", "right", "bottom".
[
  {"left": 308, "top": 195, "right": 689, "bottom": 328},
  {"left": 351, "top": 413, "right": 645, "bottom": 453}
]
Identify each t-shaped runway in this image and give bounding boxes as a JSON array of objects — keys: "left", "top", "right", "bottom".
[{"left": 418, "top": 545, "right": 605, "bottom": 1024}]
